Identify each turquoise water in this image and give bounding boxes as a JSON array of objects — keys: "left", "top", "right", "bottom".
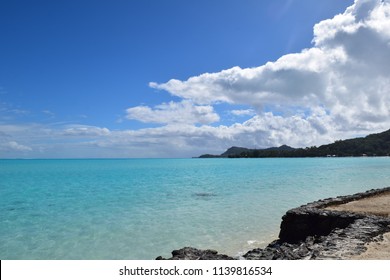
[{"left": 1, "top": 158, "right": 389, "bottom": 259}]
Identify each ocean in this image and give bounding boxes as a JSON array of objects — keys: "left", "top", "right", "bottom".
[{"left": 1, "top": 157, "right": 389, "bottom": 260}]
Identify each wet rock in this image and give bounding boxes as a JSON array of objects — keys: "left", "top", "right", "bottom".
[
  {"left": 156, "top": 247, "right": 235, "bottom": 260},
  {"left": 158, "top": 187, "right": 390, "bottom": 260},
  {"left": 243, "top": 187, "right": 390, "bottom": 260}
]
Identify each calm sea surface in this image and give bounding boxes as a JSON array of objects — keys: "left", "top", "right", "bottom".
[{"left": 1, "top": 158, "right": 389, "bottom": 259}]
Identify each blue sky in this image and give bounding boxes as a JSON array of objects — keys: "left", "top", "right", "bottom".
[{"left": 1, "top": 0, "right": 390, "bottom": 158}]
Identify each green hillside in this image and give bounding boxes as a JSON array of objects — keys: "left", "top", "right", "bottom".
[{"left": 199, "top": 129, "right": 390, "bottom": 158}]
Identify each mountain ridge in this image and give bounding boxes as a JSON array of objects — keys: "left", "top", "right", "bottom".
[{"left": 199, "top": 129, "right": 390, "bottom": 158}]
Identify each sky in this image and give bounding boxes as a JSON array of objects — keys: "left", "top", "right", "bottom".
[{"left": 1, "top": 0, "right": 390, "bottom": 158}]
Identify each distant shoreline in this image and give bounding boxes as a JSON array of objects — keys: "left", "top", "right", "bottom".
[{"left": 198, "top": 129, "right": 390, "bottom": 158}]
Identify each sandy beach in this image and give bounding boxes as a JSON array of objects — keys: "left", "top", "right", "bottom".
[
  {"left": 326, "top": 192, "right": 390, "bottom": 217},
  {"left": 326, "top": 191, "right": 390, "bottom": 259},
  {"left": 349, "top": 232, "right": 390, "bottom": 259}
]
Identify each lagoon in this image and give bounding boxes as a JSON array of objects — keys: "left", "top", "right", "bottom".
[{"left": 1, "top": 158, "right": 389, "bottom": 259}]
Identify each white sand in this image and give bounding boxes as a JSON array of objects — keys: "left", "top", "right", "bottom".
[
  {"left": 351, "top": 232, "right": 390, "bottom": 260},
  {"left": 326, "top": 192, "right": 390, "bottom": 259},
  {"left": 326, "top": 192, "right": 390, "bottom": 217}
]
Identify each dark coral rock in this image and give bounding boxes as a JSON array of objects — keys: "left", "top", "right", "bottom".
[
  {"left": 156, "top": 247, "right": 235, "bottom": 260},
  {"left": 158, "top": 187, "right": 390, "bottom": 260}
]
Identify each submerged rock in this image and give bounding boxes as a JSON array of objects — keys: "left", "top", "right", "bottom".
[{"left": 192, "top": 192, "right": 217, "bottom": 197}]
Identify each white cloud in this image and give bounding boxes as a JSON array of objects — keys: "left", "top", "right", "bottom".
[
  {"left": 126, "top": 100, "right": 220, "bottom": 125},
  {"left": 150, "top": 0, "right": 390, "bottom": 140},
  {"left": 149, "top": 47, "right": 344, "bottom": 107},
  {"left": 42, "top": 110, "right": 55, "bottom": 118},
  {"left": 0, "top": 124, "right": 111, "bottom": 158},
  {"left": 8, "top": 141, "right": 32, "bottom": 152},
  {"left": 62, "top": 125, "right": 111, "bottom": 137},
  {"left": 231, "top": 109, "right": 256, "bottom": 116},
  {"left": 0, "top": 141, "right": 32, "bottom": 152}
]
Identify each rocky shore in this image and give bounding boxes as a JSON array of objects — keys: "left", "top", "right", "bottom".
[{"left": 157, "top": 187, "right": 390, "bottom": 260}]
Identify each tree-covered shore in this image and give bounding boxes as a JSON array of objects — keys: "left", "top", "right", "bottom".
[{"left": 199, "top": 129, "right": 390, "bottom": 158}]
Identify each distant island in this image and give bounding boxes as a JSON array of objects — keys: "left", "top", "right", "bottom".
[{"left": 199, "top": 129, "right": 390, "bottom": 158}]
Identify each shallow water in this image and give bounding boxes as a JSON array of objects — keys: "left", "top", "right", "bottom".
[{"left": 1, "top": 158, "right": 389, "bottom": 259}]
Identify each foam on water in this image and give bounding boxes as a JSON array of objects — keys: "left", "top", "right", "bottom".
[{"left": 1, "top": 158, "right": 389, "bottom": 259}]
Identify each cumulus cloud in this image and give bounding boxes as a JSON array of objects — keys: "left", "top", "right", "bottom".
[
  {"left": 150, "top": 47, "right": 340, "bottom": 108},
  {"left": 98, "top": 110, "right": 338, "bottom": 156},
  {"left": 126, "top": 100, "right": 220, "bottom": 125},
  {"left": 150, "top": 0, "right": 390, "bottom": 140}
]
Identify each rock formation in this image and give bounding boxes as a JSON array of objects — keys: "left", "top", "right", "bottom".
[{"left": 157, "top": 187, "right": 390, "bottom": 260}]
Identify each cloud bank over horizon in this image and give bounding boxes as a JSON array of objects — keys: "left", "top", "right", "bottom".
[
  {"left": 146, "top": 0, "right": 390, "bottom": 136},
  {"left": 2, "top": 0, "right": 390, "bottom": 158}
]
